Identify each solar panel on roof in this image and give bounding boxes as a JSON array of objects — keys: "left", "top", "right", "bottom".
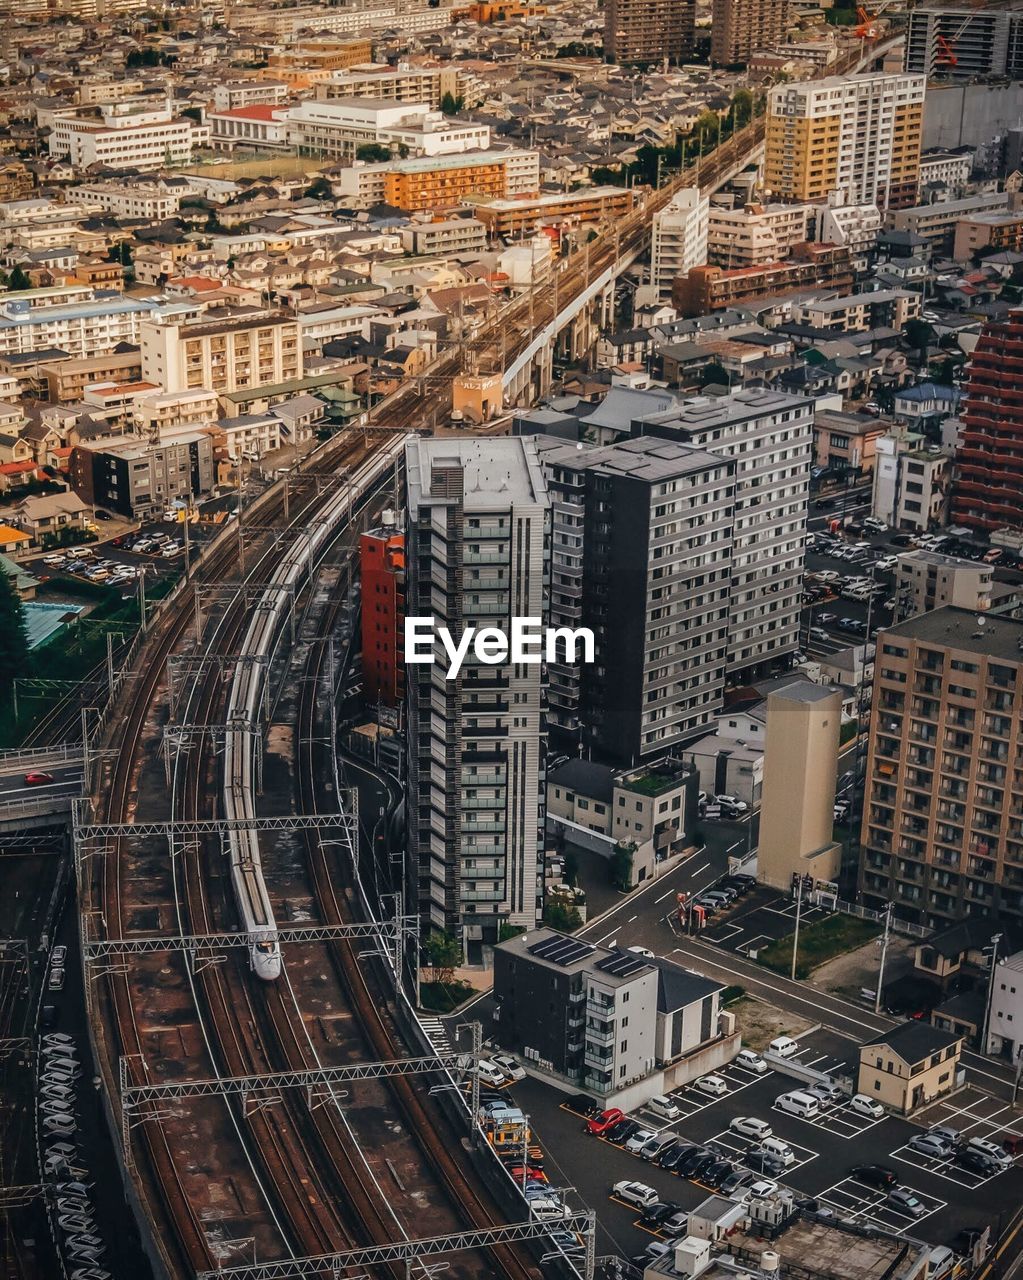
[
  {"left": 595, "top": 951, "right": 650, "bottom": 978},
  {"left": 528, "top": 935, "right": 594, "bottom": 966}
]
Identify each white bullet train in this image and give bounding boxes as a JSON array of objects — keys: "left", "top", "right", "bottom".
[{"left": 222, "top": 438, "right": 406, "bottom": 980}]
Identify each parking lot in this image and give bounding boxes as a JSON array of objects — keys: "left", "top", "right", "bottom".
[
  {"left": 23, "top": 519, "right": 207, "bottom": 594},
  {"left": 699, "top": 885, "right": 832, "bottom": 958},
  {"left": 508, "top": 1027, "right": 1023, "bottom": 1264}
]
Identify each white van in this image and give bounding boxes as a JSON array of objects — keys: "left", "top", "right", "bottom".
[
  {"left": 768, "top": 1036, "right": 799, "bottom": 1058},
  {"left": 627, "top": 945, "right": 655, "bottom": 960},
  {"left": 735, "top": 1049, "right": 768, "bottom": 1074},
  {"left": 474, "top": 1060, "right": 509, "bottom": 1087},
  {"left": 647, "top": 1094, "right": 681, "bottom": 1121},
  {"left": 775, "top": 1090, "right": 820, "bottom": 1119},
  {"left": 925, "top": 1246, "right": 955, "bottom": 1280},
  {"left": 529, "top": 1197, "right": 569, "bottom": 1222},
  {"left": 758, "top": 1135, "right": 796, "bottom": 1165}
]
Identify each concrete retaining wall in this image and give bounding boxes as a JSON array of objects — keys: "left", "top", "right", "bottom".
[{"left": 923, "top": 82, "right": 1023, "bottom": 150}]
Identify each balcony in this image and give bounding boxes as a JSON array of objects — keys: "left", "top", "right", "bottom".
[
  {"left": 585, "top": 1023, "right": 615, "bottom": 1046},
  {"left": 586, "top": 998, "right": 613, "bottom": 1018}
]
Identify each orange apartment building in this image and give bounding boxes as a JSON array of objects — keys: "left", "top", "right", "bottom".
[
  {"left": 471, "top": 185, "right": 635, "bottom": 238},
  {"left": 383, "top": 157, "right": 507, "bottom": 212},
  {"left": 671, "top": 243, "right": 853, "bottom": 316}
]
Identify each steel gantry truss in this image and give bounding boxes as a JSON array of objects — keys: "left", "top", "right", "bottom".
[
  {"left": 166, "top": 652, "right": 270, "bottom": 722},
  {"left": 161, "top": 719, "right": 263, "bottom": 790},
  {"left": 72, "top": 800, "right": 359, "bottom": 842},
  {"left": 192, "top": 581, "right": 298, "bottom": 645},
  {"left": 119, "top": 1027, "right": 482, "bottom": 1173},
  {"left": 194, "top": 1212, "right": 597, "bottom": 1280}
]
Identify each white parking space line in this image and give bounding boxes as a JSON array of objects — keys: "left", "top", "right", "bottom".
[
  {"left": 889, "top": 1145, "right": 992, "bottom": 1190},
  {"left": 737, "top": 933, "right": 772, "bottom": 955},
  {"left": 800, "top": 1104, "right": 886, "bottom": 1140},
  {"left": 818, "top": 1178, "right": 946, "bottom": 1234},
  {"left": 656, "top": 1074, "right": 760, "bottom": 1126},
  {"left": 705, "top": 1129, "right": 818, "bottom": 1173},
  {"left": 705, "top": 923, "right": 743, "bottom": 943}
]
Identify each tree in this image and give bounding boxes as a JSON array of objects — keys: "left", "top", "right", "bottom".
[
  {"left": 609, "top": 842, "right": 635, "bottom": 891},
  {"left": 304, "top": 176, "right": 333, "bottom": 200},
  {"left": 422, "top": 930, "right": 461, "bottom": 985},
  {"left": 109, "top": 241, "right": 132, "bottom": 266},
  {"left": 439, "top": 91, "right": 465, "bottom": 116},
  {"left": 904, "top": 317, "right": 934, "bottom": 363},
  {"left": 0, "top": 570, "right": 28, "bottom": 708},
  {"left": 498, "top": 922, "right": 526, "bottom": 942},
  {"left": 7, "top": 265, "right": 30, "bottom": 291},
  {"left": 356, "top": 142, "right": 392, "bottom": 163},
  {"left": 730, "top": 88, "right": 754, "bottom": 130},
  {"left": 543, "top": 899, "right": 582, "bottom": 931}
]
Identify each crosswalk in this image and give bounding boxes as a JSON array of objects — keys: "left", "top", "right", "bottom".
[{"left": 419, "top": 1016, "right": 455, "bottom": 1054}]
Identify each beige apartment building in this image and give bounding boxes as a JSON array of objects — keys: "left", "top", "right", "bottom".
[
  {"left": 318, "top": 64, "right": 475, "bottom": 109},
  {"left": 140, "top": 309, "right": 302, "bottom": 397},
  {"left": 895, "top": 551, "right": 993, "bottom": 620},
  {"left": 764, "top": 72, "right": 925, "bottom": 209},
  {"left": 707, "top": 201, "right": 814, "bottom": 268},
  {"left": 711, "top": 0, "right": 789, "bottom": 67},
  {"left": 757, "top": 681, "right": 842, "bottom": 888},
  {"left": 859, "top": 608, "right": 1023, "bottom": 929}
]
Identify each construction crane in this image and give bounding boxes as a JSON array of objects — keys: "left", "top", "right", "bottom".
[
  {"left": 854, "top": 0, "right": 895, "bottom": 42},
  {"left": 935, "top": 10, "right": 981, "bottom": 69}
]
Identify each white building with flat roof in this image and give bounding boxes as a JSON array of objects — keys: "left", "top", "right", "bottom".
[
  {"left": 48, "top": 103, "right": 207, "bottom": 171},
  {"left": 651, "top": 189, "right": 709, "bottom": 298}
]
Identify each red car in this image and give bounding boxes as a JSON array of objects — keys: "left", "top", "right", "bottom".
[
  {"left": 24, "top": 771, "right": 55, "bottom": 786},
  {"left": 586, "top": 1107, "right": 625, "bottom": 1136},
  {"left": 506, "top": 1166, "right": 547, "bottom": 1183}
]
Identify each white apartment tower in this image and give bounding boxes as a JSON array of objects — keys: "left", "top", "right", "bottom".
[
  {"left": 650, "top": 189, "right": 709, "bottom": 299},
  {"left": 404, "top": 437, "right": 550, "bottom": 952}
]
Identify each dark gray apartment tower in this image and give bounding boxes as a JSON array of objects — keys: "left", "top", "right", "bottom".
[{"left": 537, "top": 436, "right": 736, "bottom": 766}]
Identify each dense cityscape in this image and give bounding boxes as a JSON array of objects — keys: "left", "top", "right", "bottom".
[{"left": 1, "top": 0, "right": 1023, "bottom": 1278}]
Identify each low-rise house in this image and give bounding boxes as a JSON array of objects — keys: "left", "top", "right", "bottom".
[
  {"left": 10, "top": 490, "right": 91, "bottom": 547},
  {"left": 857, "top": 1022, "right": 962, "bottom": 1114}
]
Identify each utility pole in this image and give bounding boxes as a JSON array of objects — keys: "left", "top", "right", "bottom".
[
  {"left": 791, "top": 876, "right": 804, "bottom": 982},
  {"left": 1013, "top": 1047, "right": 1023, "bottom": 1106},
  {"left": 875, "top": 901, "right": 893, "bottom": 1014},
  {"left": 982, "top": 933, "right": 1003, "bottom": 1055}
]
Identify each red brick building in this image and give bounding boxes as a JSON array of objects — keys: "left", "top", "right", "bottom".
[
  {"left": 360, "top": 528, "right": 405, "bottom": 707},
  {"left": 952, "top": 309, "right": 1023, "bottom": 533}
]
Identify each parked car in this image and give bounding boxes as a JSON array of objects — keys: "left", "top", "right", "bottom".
[
  {"left": 956, "top": 1148, "right": 998, "bottom": 1176},
  {"left": 586, "top": 1108, "right": 624, "bottom": 1135},
  {"left": 928, "top": 1125, "right": 963, "bottom": 1148},
  {"left": 908, "top": 1133, "right": 954, "bottom": 1159},
  {"left": 807, "top": 1081, "right": 845, "bottom": 1107},
  {"left": 640, "top": 1134, "right": 678, "bottom": 1162},
  {"left": 734, "top": 1049, "right": 768, "bottom": 1074},
  {"left": 768, "top": 1036, "right": 798, "bottom": 1058},
  {"left": 743, "top": 1150, "right": 785, "bottom": 1176},
  {"left": 678, "top": 1148, "right": 714, "bottom": 1178},
  {"left": 48, "top": 967, "right": 65, "bottom": 992},
  {"left": 683, "top": 1152, "right": 719, "bottom": 1183},
  {"left": 701, "top": 1159, "right": 735, "bottom": 1190},
  {"left": 714, "top": 795, "right": 748, "bottom": 812},
  {"left": 744, "top": 1179, "right": 779, "bottom": 1201},
  {"left": 491, "top": 1055, "right": 526, "bottom": 1082},
  {"left": 639, "top": 1201, "right": 682, "bottom": 1227},
  {"left": 612, "top": 1181, "right": 659, "bottom": 1209},
  {"left": 606, "top": 1118, "right": 641, "bottom": 1146},
  {"left": 658, "top": 1143, "right": 697, "bottom": 1172},
  {"left": 851, "top": 1164, "right": 897, "bottom": 1189},
  {"left": 730, "top": 1116, "right": 773, "bottom": 1141},
  {"left": 719, "top": 1168, "right": 755, "bottom": 1197},
  {"left": 694, "top": 1074, "right": 728, "bottom": 1096},
  {"left": 659, "top": 1210, "right": 690, "bottom": 1237},
  {"left": 966, "top": 1137, "right": 1013, "bottom": 1169},
  {"left": 888, "top": 1186, "right": 928, "bottom": 1218},
  {"left": 849, "top": 1094, "right": 884, "bottom": 1119},
  {"left": 624, "top": 1128, "right": 658, "bottom": 1154}
]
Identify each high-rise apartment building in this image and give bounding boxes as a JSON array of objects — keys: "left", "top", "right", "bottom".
[
  {"left": 650, "top": 189, "right": 709, "bottom": 298},
  {"left": 536, "top": 436, "right": 736, "bottom": 764},
  {"left": 952, "top": 309, "right": 1023, "bottom": 533},
  {"left": 404, "top": 437, "right": 549, "bottom": 948},
  {"left": 710, "top": 0, "right": 789, "bottom": 67},
  {"left": 905, "top": 3, "right": 1023, "bottom": 81},
  {"left": 764, "top": 72, "right": 926, "bottom": 210},
  {"left": 706, "top": 201, "right": 815, "bottom": 269},
  {"left": 603, "top": 0, "right": 695, "bottom": 65},
  {"left": 642, "top": 387, "right": 814, "bottom": 674},
  {"left": 859, "top": 608, "right": 1023, "bottom": 929}
]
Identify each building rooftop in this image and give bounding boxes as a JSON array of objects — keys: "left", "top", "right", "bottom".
[
  {"left": 405, "top": 436, "right": 548, "bottom": 513},
  {"left": 882, "top": 606, "right": 1023, "bottom": 662},
  {"left": 863, "top": 1020, "right": 962, "bottom": 1063},
  {"left": 548, "top": 758, "right": 616, "bottom": 804},
  {"left": 536, "top": 434, "right": 727, "bottom": 483}
]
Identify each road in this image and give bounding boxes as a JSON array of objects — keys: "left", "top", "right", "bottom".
[{"left": 0, "top": 765, "right": 82, "bottom": 809}]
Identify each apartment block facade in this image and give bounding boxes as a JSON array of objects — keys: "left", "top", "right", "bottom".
[
  {"left": 404, "top": 437, "right": 549, "bottom": 947},
  {"left": 952, "top": 309, "right": 1023, "bottom": 534},
  {"left": 706, "top": 201, "right": 815, "bottom": 269},
  {"left": 642, "top": 387, "right": 814, "bottom": 675},
  {"left": 710, "top": 0, "right": 789, "bottom": 67},
  {"left": 671, "top": 244, "right": 853, "bottom": 316},
  {"left": 48, "top": 105, "right": 206, "bottom": 172},
  {"left": 650, "top": 189, "right": 710, "bottom": 297},
  {"left": 603, "top": 0, "right": 695, "bottom": 64},
  {"left": 71, "top": 431, "right": 214, "bottom": 519},
  {"left": 334, "top": 149, "right": 539, "bottom": 210},
  {"left": 140, "top": 309, "right": 303, "bottom": 397},
  {"left": 360, "top": 527, "right": 405, "bottom": 709},
  {"left": 859, "top": 609, "right": 1023, "bottom": 929},
  {"left": 0, "top": 292, "right": 158, "bottom": 359},
  {"left": 764, "top": 72, "right": 926, "bottom": 210},
  {"left": 536, "top": 436, "right": 736, "bottom": 763},
  {"left": 905, "top": 3, "right": 1023, "bottom": 81}
]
